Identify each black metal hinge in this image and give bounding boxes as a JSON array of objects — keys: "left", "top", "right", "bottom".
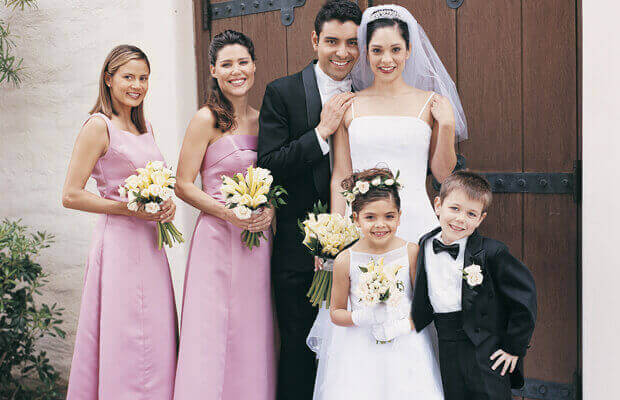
[
  {"left": 512, "top": 377, "right": 576, "bottom": 400},
  {"left": 446, "top": 0, "right": 464, "bottom": 9},
  {"left": 432, "top": 158, "right": 582, "bottom": 203},
  {"left": 203, "top": 0, "right": 306, "bottom": 29}
]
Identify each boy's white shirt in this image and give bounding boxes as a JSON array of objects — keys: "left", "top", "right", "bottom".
[{"left": 424, "top": 231, "right": 469, "bottom": 313}]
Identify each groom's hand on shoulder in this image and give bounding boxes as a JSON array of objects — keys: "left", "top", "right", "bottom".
[{"left": 316, "top": 92, "right": 356, "bottom": 140}]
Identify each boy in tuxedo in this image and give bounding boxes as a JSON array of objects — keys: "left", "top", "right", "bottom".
[{"left": 412, "top": 171, "right": 537, "bottom": 400}]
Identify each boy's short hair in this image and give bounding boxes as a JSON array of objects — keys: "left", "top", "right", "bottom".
[
  {"left": 314, "top": 1, "right": 363, "bottom": 37},
  {"left": 439, "top": 170, "right": 493, "bottom": 211}
]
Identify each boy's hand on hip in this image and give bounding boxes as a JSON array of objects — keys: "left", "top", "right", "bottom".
[{"left": 490, "top": 349, "right": 518, "bottom": 376}]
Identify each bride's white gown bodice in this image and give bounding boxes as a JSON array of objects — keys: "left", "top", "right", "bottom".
[{"left": 348, "top": 115, "right": 439, "bottom": 242}]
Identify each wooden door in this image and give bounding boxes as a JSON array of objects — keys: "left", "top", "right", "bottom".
[{"left": 194, "top": 1, "right": 581, "bottom": 398}]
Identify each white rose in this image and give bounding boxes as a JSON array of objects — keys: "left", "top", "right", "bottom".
[
  {"left": 141, "top": 188, "right": 151, "bottom": 198},
  {"left": 371, "top": 177, "right": 381, "bottom": 186},
  {"left": 118, "top": 185, "right": 126, "bottom": 198},
  {"left": 128, "top": 190, "right": 137, "bottom": 202},
  {"left": 148, "top": 184, "right": 162, "bottom": 198},
  {"left": 125, "top": 175, "right": 140, "bottom": 189},
  {"left": 464, "top": 264, "right": 482, "bottom": 275},
  {"left": 127, "top": 201, "right": 139, "bottom": 212},
  {"left": 160, "top": 187, "right": 174, "bottom": 201},
  {"left": 466, "top": 271, "right": 484, "bottom": 287},
  {"left": 385, "top": 179, "right": 395, "bottom": 186},
  {"left": 344, "top": 192, "right": 355, "bottom": 202},
  {"left": 233, "top": 206, "right": 252, "bottom": 220},
  {"left": 144, "top": 202, "right": 160, "bottom": 214},
  {"left": 356, "top": 181, "right": 370, "bottom": 194}
]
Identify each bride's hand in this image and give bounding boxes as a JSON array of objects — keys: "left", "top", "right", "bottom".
[{"left": 430, "top": 94, "right": 455, "bottom": 128}]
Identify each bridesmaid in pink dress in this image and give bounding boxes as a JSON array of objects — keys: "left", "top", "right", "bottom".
[
  {"left": 62, "top": 45, "right": 178, "bottom": 400},
  {"left": 173, "top": 30, "right": 276, "bottom": 400}
]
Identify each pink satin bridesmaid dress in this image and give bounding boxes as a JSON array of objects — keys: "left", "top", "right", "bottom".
[
  {"left": 66, "top": 113, "right": 178, "bottom": 400},
  {"left": 173, "top": 134, "right": 276, "bottom": 400}
]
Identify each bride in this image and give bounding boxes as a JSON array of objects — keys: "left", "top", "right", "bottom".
[
  {"left": 309, "top": 4, "right": 468, "bottom": 399},
  {"left": 331, "top": 4, "right": 467, "bottom": 227}
]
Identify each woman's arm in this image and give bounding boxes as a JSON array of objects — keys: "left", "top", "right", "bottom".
[
  {"left": 175, "top": 108, "right": 257, "bottom": 230},
  {"left": 329, "top": 251, "right": 353, "bottom": 327},
  {"left": 428, "top": 94, "right": 457, "bottom": 183},
  {"left": 330, "top": 122, "right": 353, "bottom": 215},
  {"left": 60, "top": 117, "right": 145, "bottom": 218}
]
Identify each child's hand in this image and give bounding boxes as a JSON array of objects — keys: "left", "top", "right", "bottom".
[
  {"left": 371, "top": 317, "right": 412, "bottom": 342},
  {"left": 351, "top": 305, "right": 388, "bottom": 327},
  {"left": 490, "top": 349, "right": 518, "bottom": 376}
]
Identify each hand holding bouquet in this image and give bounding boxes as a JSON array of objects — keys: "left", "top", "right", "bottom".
[
  {"left": 354, "top": 257, "right": 407, "bottom": 343},
  {"left": 299, "top": 201, "right": 359, "bottom": 307},
  {"left": 220, "top": 166, "right": 287, "bottom": 249},
  {"left": 119, "top": 160, "right": 184, "bottom": 249}
]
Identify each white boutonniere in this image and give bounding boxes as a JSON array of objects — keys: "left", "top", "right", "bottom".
[{"left": 463, "top": 264, "right": 484, "bottom": 287}]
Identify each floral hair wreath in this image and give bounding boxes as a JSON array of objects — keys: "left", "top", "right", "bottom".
[{"left": 341, "top": 171, "right": 403, "bottom": 204}]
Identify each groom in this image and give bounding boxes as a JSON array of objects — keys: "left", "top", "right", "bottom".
[{"left": 258, "top": 1, "right": 362, "bottom": 399}]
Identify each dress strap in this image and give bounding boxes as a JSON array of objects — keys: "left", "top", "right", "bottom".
[
  {"left": 84, "top": 112, "right": 115, "bottom": 145},
  {"left": 417, "top": 92, "right": 435, "bottom": 119}
]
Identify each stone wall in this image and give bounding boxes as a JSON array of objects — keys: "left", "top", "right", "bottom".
[{"left": 0, "top": 0, "right": 197, "bottom": 380}]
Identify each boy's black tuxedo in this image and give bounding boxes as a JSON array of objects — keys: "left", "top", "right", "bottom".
[
  {"left": 412, "top": 227, "right": 537, "bottom": 394},
  {"left": 257, "top": 61, "right": 329, "bottom": 400}
]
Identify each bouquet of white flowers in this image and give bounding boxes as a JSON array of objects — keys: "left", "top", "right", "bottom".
[
  {"left": 118, "top": 160, "right": 184, "bottom": 250},
  {"left": 354, "top": 257, "right": 405, "bottom": 308},
  {"left": 220, "top": 165, "right": 287, "bottom": 249},
  {"left": 299, "top": 201, "right": 360, "bottom": 307}
]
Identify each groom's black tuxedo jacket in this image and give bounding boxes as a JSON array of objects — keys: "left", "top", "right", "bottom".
[
  {"left": 258, "top": 61, "right": 330, "bottom": 272},
  {"left": 412, "top": 227, "right": 537, "bottom": 388}
]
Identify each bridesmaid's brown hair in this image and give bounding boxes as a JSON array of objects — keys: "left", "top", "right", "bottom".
[
  {"left": 206, "top": 30, "right": 256, "bottom": 133},
  {"left": 90, "top": 44, "right": 150, "bottom": 133}
]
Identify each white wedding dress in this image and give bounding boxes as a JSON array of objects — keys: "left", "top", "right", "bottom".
[
  {"left": 312, "top": 246, "right": 444, "bottom": 399},
  {"left": 347, "top": 94, "right": 440, "bottom": 241},
  {"left": 309, "top": 94, "right": 444, "bottom": 399}
]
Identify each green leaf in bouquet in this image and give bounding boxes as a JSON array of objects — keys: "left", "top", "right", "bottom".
[
  {"left": 380, "top": 288, "right": 390, "bottom": 302},
  {"left": 359, "top": 266, "right": 368, "bottom": 273}
]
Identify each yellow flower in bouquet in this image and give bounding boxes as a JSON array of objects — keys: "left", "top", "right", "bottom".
[
  {"left": 220, "top": 166, "right": 287, "bottom": 250},
  {"left": 118, "top": 160, "right": 184, "bottom": 250},
  {"left": 299, "top": 201, "right": 360, "bottom": 307}
]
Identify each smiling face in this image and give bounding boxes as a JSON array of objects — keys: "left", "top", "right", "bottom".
[
  {"left": 106, "top": 59, "right": 150, "bottom": 110},
  {"left": 434, "top": 188, "right": 487, "bottom": 244},
  {"left": 210, "top": 43, "right": 256, "bottom": 98},
  {"left": 353, "top": 197, "right": 401, "bottom": 245},
  {"left": 367, "top": 24, "right": 410, "bottom": 84},
  {"left": 312, "top": 20, "right": 360, "bottom": 81}
]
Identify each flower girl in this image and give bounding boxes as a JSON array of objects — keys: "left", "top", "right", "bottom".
[{"left": 312, "top": 168, "right": 444, "bottom": 400}]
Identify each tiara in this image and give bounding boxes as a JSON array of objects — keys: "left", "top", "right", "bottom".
[
  {"left": 369, "top": 8, "right": 402, "bottom": 22},
  {"left": 341, "top": 171, "right": 403, "bottom": 205}
]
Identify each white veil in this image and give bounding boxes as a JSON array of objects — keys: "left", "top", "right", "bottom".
[{"left": 352, "top": 4, "right": 468, "bottom": 141}]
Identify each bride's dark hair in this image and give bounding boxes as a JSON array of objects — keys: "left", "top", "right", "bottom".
[
  {"left": 341, "top": 168, "right": 401, "bottom": 213},
  {"left": 366, "top": 18, "right": 410, "bottom": 49},
  {"left": 206, "top": 30, "right": 255, "bottom": 133}
]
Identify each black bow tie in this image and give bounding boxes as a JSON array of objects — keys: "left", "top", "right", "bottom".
[{"left": 432, "top": 239, "right": 460, "bottom": 260}]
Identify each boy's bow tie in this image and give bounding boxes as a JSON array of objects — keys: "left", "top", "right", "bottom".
[{"left": 432, "top": 239, "right": 459, "bottom": 260}]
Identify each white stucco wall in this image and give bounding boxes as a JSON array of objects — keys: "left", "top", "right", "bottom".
[
  {"left": 0, "top": 0, "right": 197, "bottom": 380},
  {"left": 582, "top": 1, "right": 620, "bottom": 398}
]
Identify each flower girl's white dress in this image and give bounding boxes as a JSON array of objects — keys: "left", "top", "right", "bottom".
[{"left": 312, "top": 245, "right": 444, "bottom": 399}]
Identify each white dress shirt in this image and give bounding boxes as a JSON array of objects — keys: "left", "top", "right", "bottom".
[
  {"left": 313, "top": 63, "right": 352, "bottom": 155},
  {"left": 424, "top": 232, "right": 469, "bottom": 313}
]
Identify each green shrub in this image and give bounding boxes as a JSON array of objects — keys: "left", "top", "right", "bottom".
[{"left": 0, "top": 219, "right": 65, "bottom": 400}]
